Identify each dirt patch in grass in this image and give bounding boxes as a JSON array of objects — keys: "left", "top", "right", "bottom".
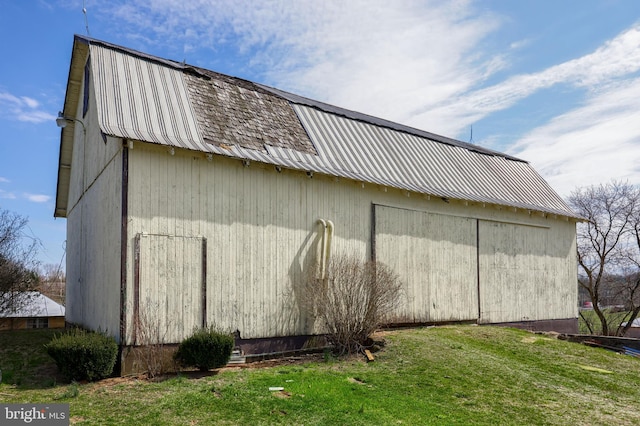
[
  {"left": 238, "top": 352, "right": 327, "bottom": 369},
  {"left": 87, "top": 352, "right": 329, "bottom": 387}
]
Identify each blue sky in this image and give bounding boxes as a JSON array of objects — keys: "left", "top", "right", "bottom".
[{"left": 1, "top": 0, "right": 640, "bottom": 269}]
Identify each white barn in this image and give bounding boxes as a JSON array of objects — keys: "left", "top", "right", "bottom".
[{"left": 55, "top": 35, "right": 579, "bottom": 372}]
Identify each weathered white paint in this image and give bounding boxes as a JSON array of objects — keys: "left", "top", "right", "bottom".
[
  {"left": 478, "top": 220, "right": 577, "bottom": 323},
  {"left": 374, "top": 205, "right": 478, "bottom": 323},
  {"left": 65, "top": 146, "right": 122, "bottom": 341},
  {"left": 65, "top": 71, "right": 122, "bottom": 341},
  {"left": 125, "top": 144, "right": 373, "bottom": 342},
  {"left": 135, "top": 234, "right": 204, "bottom": 344},
  {"left": 120, "top": 142, "right": 578, "bottom": 344}
]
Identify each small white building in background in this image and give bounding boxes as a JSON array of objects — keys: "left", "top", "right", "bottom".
[
  {"left": 54, "top": 35, "right": 579, "bottom": 373},
  {"left": 0, "top": 292, "right": 65, "bottom": 330}
]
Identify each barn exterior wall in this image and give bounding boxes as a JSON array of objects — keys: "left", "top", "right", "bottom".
[
  {"left": 65, "top": 73, "right": 123, "bottom": 341},
  {"left": 125, "top": 143, "right": 371, "bottom": 343},
  {"left": 375, "top": 206, "right": 478, "bottom": 323},
  {"left": 65, "top": 151, "right": 122, "bottom": 340},
  {"left": 478, "top": 220, "right": 577, "bottom": 323},
  {"left": 124, "top": 143, "right": 578, "bottom": 345},
  {"left": 133, "top": 234, "right": 205, "bottom": 344}
]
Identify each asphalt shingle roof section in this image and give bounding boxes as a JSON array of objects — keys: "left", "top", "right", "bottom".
[
  {"left": 58, "top": 34, "right": 579, "bottom": 220},
  {"left": 185, "top": 69, "right": 315, "bottom": 154}
]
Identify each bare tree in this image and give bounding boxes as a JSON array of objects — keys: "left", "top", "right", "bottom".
[
  {"left": 38, "top": 263, "right": 66, "bottom": 305},
  {"left": 302, "top": 253, "right": 403, "bottom": 355},
  {"left": 0, "top": 207, "right": 40, "bottom": 315},
  {"left": 569, "top": 181, "right": 640, "bottom": 336}
]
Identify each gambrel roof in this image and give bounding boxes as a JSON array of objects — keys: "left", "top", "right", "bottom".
[{"left": 56, "top": 35, "right": 578, "bottom": 219}]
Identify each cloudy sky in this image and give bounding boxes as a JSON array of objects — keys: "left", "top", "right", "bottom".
[{"left": 1, "top": 0, "right": 640, "bottom": 267}]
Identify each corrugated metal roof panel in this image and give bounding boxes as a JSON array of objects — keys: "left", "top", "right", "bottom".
[
  {"left": 91, "top": 44, "right": 206, "bottom": 151},
  {"left": 256, "top": 83, "right": 525, "bottom": 162},
  {"left": 292, "top": 104, "right": 575, "bottom": 217},
  {"left": 58, "top": 36, "right": 577, "bottom": 219},
  {"left": 0, "top": 292, "right": 65, "bottom": 318}
]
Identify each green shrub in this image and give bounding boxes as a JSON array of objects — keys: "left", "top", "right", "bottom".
[
  {"left": 174, "top": 327, "right": 234, "bottom": 371},
  {"left": 45, "top": 329, "right": 118, "bottom": 382}
]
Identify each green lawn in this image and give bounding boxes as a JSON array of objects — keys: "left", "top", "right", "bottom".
[
  {"left": 579, "top": 308, "right": 633, "bottom": 334},
  {"left": 2, "top": 326, "right": 640, "bottom": 425},
  {"left": 0, "top": 328, "right": 63, "bottom": 388}
]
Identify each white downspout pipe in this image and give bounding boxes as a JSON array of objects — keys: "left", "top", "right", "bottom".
[
  {"left": 316, "top": 219, "right": 327, "bottom": 279},
  {"left": 325, "top": 220, "right": 334, "bottom": 271},
  {"left": 316, "top": 219, "right": 335, "bottom": 280}
]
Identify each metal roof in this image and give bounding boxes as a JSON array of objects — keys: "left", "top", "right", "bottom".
[
  {"left": 291, "top": 105, "right": 573, "bottom": 215},
  {"left": 55, "top": 35, "right": 578, "bottom": 219},
  {"left": 0, "top": 292, "right": 65, "bottom": 318},
  {"left": 91, "top": 44, "right": 205, "bottom": 151}
]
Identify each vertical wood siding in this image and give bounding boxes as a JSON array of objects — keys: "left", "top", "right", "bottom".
[
  {"left": 135, "top": 234, "right": 204, "bottom": 343},
  {"left": 66, "top": 151, "right": 122, "bottom": 341},
  {"left": 478, "top": 221, "right": 577, "bottom": 323},
  {"left": 65, "top": 74, "right": 123, "bottom": 341},
  {"left": 126, "top": 144, "right": 372, "bottom": 343},
  {"left": 124, "top": 143, "right": 577, "bottom": 343},
  {"left": 374, "top": 205, "right": 478, "bottom": 323}
]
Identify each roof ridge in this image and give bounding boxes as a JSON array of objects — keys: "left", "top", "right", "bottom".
[
  {"left": 75, "top": 34, "right": 525, "bottom": 163},
  {"left": 255, "top": 83, "right": 525, "bottom": 162}
]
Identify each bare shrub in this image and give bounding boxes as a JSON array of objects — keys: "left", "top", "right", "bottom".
[
  {"left": 38, "top": 263, "right": 66, "bottom": 305},
  {"left": 303, "top": 253, "right": 403, "bottom": 355},
  {"left": 132, "top": 302, "right": 176, "bottom": 378}
]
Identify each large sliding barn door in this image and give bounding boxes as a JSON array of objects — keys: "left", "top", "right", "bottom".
[
  {"left": 374, "top": 205, "right": 478, "bottom": 323},
  {"left": 134, "top": 234, "right": 206, "bottom": 344},
  {"left": 478, "top": 221, "right": 564, "bottom": 324}
]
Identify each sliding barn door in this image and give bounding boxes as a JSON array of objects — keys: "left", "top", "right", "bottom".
[{"left": 374, "top": 205, "right": 478, "bottom": 323}]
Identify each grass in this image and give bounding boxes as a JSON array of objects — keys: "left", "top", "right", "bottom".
[
  {"left": 579, "top": 308, "right": 632, "bottom": 334},
  {"left": 2, "top": 326, "right": 640, "bottom": 424},
  {"left": 0, "top": 328, "right": 63, "bottom": 388}
]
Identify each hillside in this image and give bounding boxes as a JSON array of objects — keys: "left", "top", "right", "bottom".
[{"left": 1, "top": 326, "right": 639, "bottom": 425}]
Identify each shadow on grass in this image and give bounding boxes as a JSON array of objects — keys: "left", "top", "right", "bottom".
[{"left": 0, "top": 328, "right": 68, "bottom": 390}]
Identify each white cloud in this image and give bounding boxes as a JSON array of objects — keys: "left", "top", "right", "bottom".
[
  {"left": 16, "top": 110, "right": 56, "bottom": 123},
  {"left": 509, "top": 77, "right": 640, "bottom": 197},
  {"left": 20, "top": 96, "right": 39, "bottom": 109},
  {"left": 0, "top": 90, "right": 54, "bottom": 123},
  {"left": 410, "top": 23, "right": 640, "bottom": 136},
  {"left": 0, "top": 189, "right": 16, "bottom": 199},
  {"left": 509, "top": 39, "right": 531, "bottom": 50},
  {"left": 0, "top": 92, "right": 22, "bottom": 104},
  {"left": 0, "top": 177, "right": 15, "bottom": 199},
  {"left": 102, "top": 0, "right": 502, "bottom": 128},
  {"left": 102, "top": 2, "right": 640, "bottom": 138},
  {"left": 23, "top": 193, "right": 51, "bottom": 203},
  {"left": 97, "top": 0, "right": 640, "bottom": 199}
]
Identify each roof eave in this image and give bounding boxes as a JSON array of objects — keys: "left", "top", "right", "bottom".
[{"left": 54, "top": 36, "right": 90, "bottom": 218}]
